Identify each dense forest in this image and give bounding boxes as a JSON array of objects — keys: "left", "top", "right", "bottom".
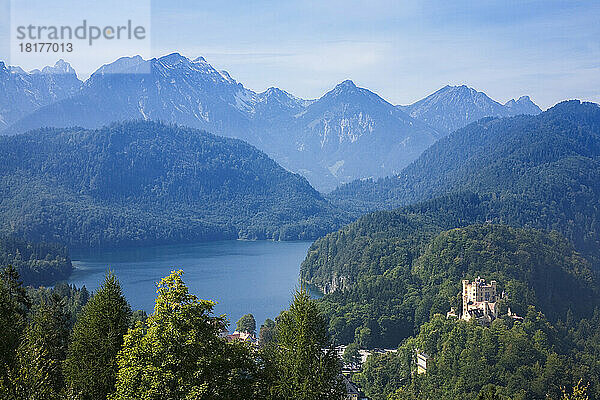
[
  {"left": 0, "top": 121, "right": 348, "bottom": 248},
  {"left": 357, "top": 308, "right": 600, "bottom": 400},
  {"left": 302, "top": 223, "right": 600, "bottom": 399},
  {"left": 331, "top": 100, "right": 600, "bottom": 222},
  {"left": 0, "top": 236, "right": 72, "bottom": 285},
  {"left": 0, "top": 266, "right": 344, "bottom": 399},
  {"left": 304, "top": 223, "right": 599, "bottom": 348}
]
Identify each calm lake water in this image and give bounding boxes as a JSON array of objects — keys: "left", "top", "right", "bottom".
[{"left": 69, "top": 240, "right": 314, "bottom": 329}]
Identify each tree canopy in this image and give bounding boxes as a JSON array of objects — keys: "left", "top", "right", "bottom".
[
  {"left": 64, "top": 271, "right": 131, "bottom": 400},
  {"left": 112, "top": 270, "right": 260, "bottom": 400},
  {"left": 236, "top": 313, "right": 257, "bottom": 335}
]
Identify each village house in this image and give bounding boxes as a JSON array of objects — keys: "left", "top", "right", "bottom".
[
  {"left": 223, "top": 330, "right": 256, "bottom": 343},
  {"left": 342, "top": 375, "right": 369, "bottom": 400}
]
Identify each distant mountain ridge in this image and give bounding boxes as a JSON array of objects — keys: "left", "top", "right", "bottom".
[
  {"left": 398, "top": 84, "right": 542, "bottom": 134},
  {"left": 0, "top": 60, "right": 81, "bottom": 129},
  {"left": 1, "top": 54, "right": 541, "bottom": 191},
  {"left": 331, "top": 100, "right": 599, "bottom": 213}
]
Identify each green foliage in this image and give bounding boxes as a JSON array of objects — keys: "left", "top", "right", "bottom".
[
  {"left": 8, "top": 294, "right": 70, "bottom": 400},
  {"left": 130, "top": 309, "right": 148, "bottom": 328},
  {"left": 259, "top": 318, "right": 276, "bottom": 348},
  {"left": 27, "top": 282, "right": 89, "bottom": 329},
  {"left": 308, "top": 224, "right": 598, "bottom": 348},
  {"left": 112, "top": 270, "right": 260, "bottom": 400},
  {"left": 342, "top": 342, "right": 361, "bottom": 367},
  {"left": 0, "top": 265, "right": 30, "bottom": 392},
  {"left": 236, "top": 313, "right": 257, "bottom": 335},
  {"left": 64, "top": 271, "right": 132, "bottom": 400},
  {"left": 362, "top": 307, "right": 600, "bottom": 400},
  {"left": 476, "top": 385, "right": 510, "bottom": 400},
  {"left": 0, "top": 121, "right": 348, "bottom": 248},
  {"left": 312, "top": 103, "right": 600, "bottom": 349},
  {"left": 355, "top": 348, "right": 412, "bottom": 400},
  {"left": 332, "top": 101, "right": 600, "bottom": 238},
  {"left": 0, "top": 236, "right": 72, "bottom": 286},
  {"left": 561, "top": 380, "right": 590, "bottom": 400},
  {"left": 271, "top": 288, "right": 344, "bottom": 400},
  {"left": 0, "top": 267, "right": 348, "bottom": 399},
  {"left": 360, "top": 311, "right": 578, "bottom": 400}
]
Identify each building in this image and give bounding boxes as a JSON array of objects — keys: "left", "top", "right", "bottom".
[
  {"left": 507, "top": 307, "right": 524, "bottom": 321},
  {"left": 461, "top": 277, "right": 499, "bottom": 324},
  {"left": 225, "top": 331, "right": 255, "bottom": 343},
  {"left": 343, "top": 375, "right": 369, "bottom": 400},
  {"left": 415, "top": 351, "right": 431, "bottom": 374},
  {"left": 335, "top": 345, "right": 396, "bottom": 373}
]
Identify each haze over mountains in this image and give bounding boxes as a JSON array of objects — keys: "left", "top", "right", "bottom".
[
  {"left": 1, "top": 53, "right": 541, "bottom": 191},
  {"left": 331, "top": 100, "right": 600, "bottom": 216},
  {"left": 0, "top": 121, "right": 346, "bottom": 248},
  {"left": 398, "top": 84, "right": 542, "bottom": 134},
  {"left": 0, "top": 60, "right": 81, "bottom": 129}
]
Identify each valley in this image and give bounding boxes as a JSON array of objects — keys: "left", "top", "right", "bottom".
[{"left": 1, "top": 54, "right": 541, "bottom": 192}]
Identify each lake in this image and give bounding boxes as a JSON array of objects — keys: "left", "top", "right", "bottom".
[{"left": 68, "top": 240, "right": 314, "bottom": 330}]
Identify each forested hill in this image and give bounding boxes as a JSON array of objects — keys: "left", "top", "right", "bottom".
[
  {"left": 0, "top": 236, "right": 72, "bottom": 285},
  {"left": 303, "top": 221, "right": 600, "bottom": 349},
  {"left": 320, "top": 100, "right": 600, "bottom": 278},
  {"left": 0, "top": 121, "right": 347, "bottom": 248},
  {"left": 330, "top": 100, "right": 600, "bottom": 212}
]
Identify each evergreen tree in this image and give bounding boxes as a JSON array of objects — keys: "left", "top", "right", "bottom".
[
  {"left": 273, "top": 288, "right": 344, "bottom": 400},
  {"left": 343, "top": 342, "right": 361, "bottom": 368},
  {"left": 561, "top": 380, "right": 590, "bottom": 400},
  {"left": 0, "top": 266, "right": 30, "bottom": 390},
  {"left": 10, "top": 293, "right": 70, "bottom": 400},
  {"left": 112, "top": 270, "right": 259, "bottom": 400},
  {"left": 259, "top": 318, "right": 276, "bottom": 347},
  {"left": 236, "top": 313, "right": 257, "bottom": 335},
  {"left": 64, "top": 271, "right": 131, "bottom": 400}
]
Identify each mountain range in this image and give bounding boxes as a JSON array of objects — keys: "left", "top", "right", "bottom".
[
  {"left": 0, "top": 54, "right": 541, "bottom": 192},
  {"left": 331, "top": 100, "right": 600, "bottom": 217},
  {"left": 0, "top": 60, "right": 81, "bottom": 129},
  {"left": 398, "top": 84, "right": 541, "bottom": 134}
]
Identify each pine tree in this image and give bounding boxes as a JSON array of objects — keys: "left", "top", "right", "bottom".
[
  {"left": 0, "top": 266, "right": 30, "bottom": 391},
  {"left": 259, "top": 318, "right": 276, "bottom": 347},
  {"left": 10, "top": 293, "right": 70, "bottom": 400},
  {"left": 64, "top": 271, "right": 131, "bottom": 400},
  {"left": 273, "top": 288, "right": 344, "bottom": 400},
  {"left": 236, "top": 313, "right": 257, "bottom": 335},
  {"left": 342, "top": 342, "right": 361, "bottom": 368}
]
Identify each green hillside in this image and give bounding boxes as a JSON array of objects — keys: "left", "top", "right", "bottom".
[
  {"left": 0, "top": 236, "right": 72, "bottom": 286},
  {"left": 302, "top": 102, "right": 600, "bottom": 348},
  {"left": 357, "top": 307, "right": 600, "bottom": 400},
  {"left": 331, "top": 102, "right": 600, "bottom": 256},
  {"left": 306, "top": 223, "right": 599, "bottom": 348},
  {"left": 0, "top": 121, "right": 348, "bottom": 248}
]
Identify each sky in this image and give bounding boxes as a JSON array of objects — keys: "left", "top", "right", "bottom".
[{"left": 1, "top": 0, "right": 599, "bottom": 109}]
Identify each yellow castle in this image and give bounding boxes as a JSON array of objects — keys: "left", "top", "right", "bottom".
[{"left": 461, "top": 277, "right": 499, "bottom": 323}]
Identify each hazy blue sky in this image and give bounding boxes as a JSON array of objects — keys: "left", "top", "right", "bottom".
[{"left": 2, "top": 0, "right": 599, "bottom": 108}]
